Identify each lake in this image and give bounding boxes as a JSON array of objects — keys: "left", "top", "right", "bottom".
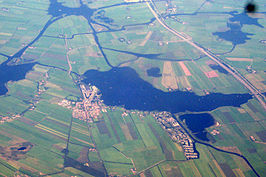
[
  {"left": 179, "top": 113, "right": 215, "bottom": 141},
  {"left": 82, "top": 67, "right": 252, "bottom": 113}
]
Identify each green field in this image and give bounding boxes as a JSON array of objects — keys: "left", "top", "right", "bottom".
[{"left": 0, "top": 0, "right": 265, "bottom": 176}]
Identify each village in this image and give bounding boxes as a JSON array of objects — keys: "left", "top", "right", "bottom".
[
  {"left": 151, "top": 112, "right": 199, "bottom": 159},
  {"left": 0, "top": 114, "right": 21, "bottom": 124},
  {"left": 58, "top": 84, "right": 106, "bottom": 123}
]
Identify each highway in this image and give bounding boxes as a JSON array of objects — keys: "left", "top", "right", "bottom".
[{"left": 146, "top": 0, "right": 266, "bottom": 110}]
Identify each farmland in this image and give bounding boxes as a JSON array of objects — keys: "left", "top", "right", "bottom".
[{"left": 0, "top": 0, "right": 265, "bottom": 176}]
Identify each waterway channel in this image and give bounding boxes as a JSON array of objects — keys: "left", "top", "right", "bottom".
[{"left": 0, "top": 0, "right": 261, "bottom": 176}]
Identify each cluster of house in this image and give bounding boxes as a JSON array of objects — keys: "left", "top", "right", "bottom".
[
  {"left": 72, "top": 84, "right": 106, "bottom": 122},
  {"left": 37, "top": 79, "right": 46, "bottom": 95},
  {"left": 58, "top": 99, "right": 73, "bottom": 110},
  {"left": 57, "top": 84, "right": 106, "bottom": 123},
  {"left": 210, "top": 129, "right": 220, "bottom": 136},
  {"left": 151, "top": 112, "right": 199, "bottom": 159},
  {"left": 121, "top": 111, "right": 129, "bottom": 117},
  {"left": 0, "top": 114, "right": 21, "bottom": 124},
  {"left": 35, "top": 72, "right": 49, "bottom": 99}
]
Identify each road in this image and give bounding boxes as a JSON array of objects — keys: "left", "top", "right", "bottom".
[
  {"left": 64, "top": 36, "right": 73, "bottom": 75},
  {"left": 146, "top": 0, "right": 266, "bottom": 110}
]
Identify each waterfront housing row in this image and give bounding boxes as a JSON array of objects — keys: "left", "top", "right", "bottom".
[{"left": 151, "top": 112, "right": 199, "bottom": 159}]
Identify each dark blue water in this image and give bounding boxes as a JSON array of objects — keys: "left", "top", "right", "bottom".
[
  {"left": 213, "top": 12, "right": 264, "bottom": 46},
  {"left": 103, "top": 47, "right": 162, "bottom": 59},
  {"left": 18, "top": 147, "right": 27, "bottom": 151},
  {"left": 209, "top": 64, "right": 229, "bottom": 74},
  {"left": 147, "top": 67, "right": 162, "bottom": 77},
  {"left": 103, "top": 47, "right": 204, "bottom": 63},
  {"left": 229, "top": 12, "right": 264, "bottom": 28},
  {"left": 82, "top": 67, "right": 252, "bottom": 113},
  {"left": 213, "top": 21, "right": 253, "bottom": 45},
  {"left": 0, "top": 62, "right": 36, "bottom": 95},
  {"left": 179, "top": 113, "right": 215, "bottom": 141},
  {"left": 48, "top": 0, "right": 95, "bottom": 18}
]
